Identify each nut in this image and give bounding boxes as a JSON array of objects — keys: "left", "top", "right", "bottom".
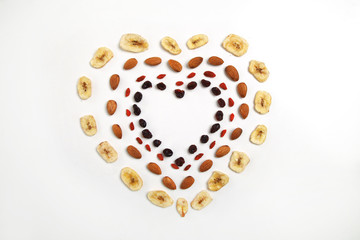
[
  {"left": 208, "top": 56, "right": 224, "bottom": 66},
  {"left": 225, "top": 65, "right": 239, "bottom": 81},
  {"left": 147, "top": 162, "right": 162, "bottom": 175},
  {"left": 112, "top": 124, "right": 122, "bottom": 139},
  {"left": 215, "top": 145, "right": 231, "bottom": 158},
  {"left": 106, "top": 100, "right": 117, "bottom": 115},
  {"left": 239, "top": 103, "right": 249, "bottom": 119},
  {"left": 230, "top": 128, "right": 243, "bottom": 140},
  {"left": 126, "top": 145, "right": 142, "bottom": 159},
  {"left": 237, "top": 82, "right": 247, "bottom": 98},
  {"left": 144, "top": 57, "right": 162, "bottom": 66},
  {"left": 180, "top": 176, "right": 195, "bottom": 189},
  {"left": 188, "top": 57, "right": 203, "bottom": 68},
  {"left": 162, "top": 176, "right": 176, "bottom": 190},
  {"left": 110, "top": 74, "right": 120, "bottom": 90},
  {"left": 123, "top": 58, "right": 138, "bottom": 70},
  {"left": 199, "top": 160, "right": 213, "bottom": 172},
  {"left": 168, "top": 59, "right": 182, "bottom": 72}
]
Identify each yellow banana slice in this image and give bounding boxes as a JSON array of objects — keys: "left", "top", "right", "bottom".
[
  {"left": 187, "top": 34, "right": 208, "bottom": 49},
  {"left": 120, "top": 167, "right": 143, "bottom": 191},
  {"left": 176, "top": 198, "right": 188, "bottom": 217},
  {"left": 191, "top": 190, "right": 212, "bottom": 210},
  {"left": 80, "top": 115, "right": 97, "bottom": 136},
  {"left": 222, "top": 34, "right": 248, "bottom": 57},
  {"left": 77, "top": 76, "right": 91, "bottom": 100},
  {"left": 96, "top": 141, "right": 118, "bottom": 163},
  {"left": 147, "top": 190, "right": 173, "bottom": 208},
  {"left": 161, "top": 36, "right": 181, "bottom": 55},
  {"left": 249, "top": 60, "right": 269, "bottom": 82},
  {"left": 250, "top": 125, "right": 267, "bottom": 145},
  {"left": 207, "top": 171, "right": 229, "bottom": 191},
  {"left": 119, "top": 33, "right": 149, "bottom": 53},
  {"left": 254, "top": 91, "right": 272, "bottom": 114},
  {"left": 90, "top": 47, "right": 113, "bottom": 68},
  {"left": 229, "top": 151, "right": 250, "bottom": 173}
]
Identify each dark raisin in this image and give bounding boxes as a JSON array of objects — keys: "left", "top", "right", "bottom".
[
  {"left": 210, "top": 123, "right": 220, "bottom": 133},
  {"left": 134, "top": 92, "right": 142, "bottom": 102},
  {"left": 139, "top": 119, "right": 147, "bottom": 128},
  {"left": 200, "top": 135, "right": 209, "bottom": 143},
  {"left": 174, "top": 89, "right": 185, "bottom": 98},
  {"left": 163, "top": 148, "right": 173, "bottom": 157},
  {"left": 187, "top": 81, "right": 197, "bottom": 90},
  {"left": 156, "top": 82, "right": 166, "bottom": 90},
  {"left": 217, "top": 98, "right": 225, "bottom": 108},
  {"left": 142, "top": 80, "right": 152, "bottom": 89},
  {"left": 211, "top": 87, "right": 221, "bottom": 96},
  {"left": 175, "top": 157, "right": 185, "bottom": 167},
  {"left": 215, "top": 110, "right": 223, "bottom": 121},
  {"left": 153, "top": 139, "right": 162, "bottom": 147},
  {"left": 188, "top": 144, "right": 197, "bottom": 154},
  {"left": 200, "top": 79, "right": 211, "bottom": 87},
  {"left": 142, "top": 129, "right": 153, "bottom": 139},
  {"left": 133, "top": 104, "right": 141, "bottom": 116}
]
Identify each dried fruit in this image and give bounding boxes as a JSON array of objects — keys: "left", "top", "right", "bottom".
[
  {"left": 208, "top": 171, "right": 229, "bottom": 191},
  {"left": 134, "top": 92, "right": 142, "bottom": 102},
  {"left": 215, "top": 145, "right": 230, "bottom": 158},
  {"left": 199, "top": 160, "right": 213, "bottom": 172},
  {"left": 125, "top": 88, "right": 130, "bottom": 97},
  {"left": 191, "top": 190, "right": 212, "bottom": 210},
  {"left": 120, "top": 167, "right": 143, "bottom": 191},
  {"left": 147, "top": 162, "right": 162, "bottom": 175},
  {"left": 77, "top": 76, "right": 91, "bottom": 99},
  {"left": 147, "top": 190, "right": 173, "bottom": 208},
  {"left": 225, "top": 65, "right": 239, "bottom": 81},
  {"left": 180, "top": 176, "right": 195, "bottom": 189},
  {"left": 162, "top": 176, "right": 176, "bottom": 190},
  {"left": 168, "top": 59, "right": 182, "bottom": 72},
  {"left": 90, "top": 47, "right": 113, "bottom": 68},
  {"left": 209, "top": 141, "right": 216, "bottom": 149},
  {"left": 187, "top": 34, "right": 208, "bottom": 49},
  {"left": 174, "top": 89, "right": 185, "bottom": 98},
  {"left": 230, "top": 128, "right": 243, "bottom": 140},
  {"left": 208, "top": 56, "right": 224, "bottom": 66},
  {"left": 194, "top": 153, "right": 204, "bottom": 160},
  {"left": 139, "top": 119, "right": 147, "bottom": 128},
  {"left": 249, "top": 60, "right": 269, "bottom": 82},
  {"left": 210, "top": 123, "right": 220, "bottom": 133},
  {"left": 239, "top": 103, "right": 249, "bottom": 119},
  {"left": 157, "top": 153, "right": 164, "bottom": 161},
  {"left": 144, "top": 57, "right": 162, "bottom": 66},
  {"left": 200, "top": 135, "right": 209, "bottom": 143},
  {"left": 96, "top": 141, "right": 118, "bottom": 163},
  {"left": 187, "top": 81, "right": 197, "bottom": 90},
  {"left": 156, "top": 82, "right": 166, "bottom": 90},
  {"left": 228, "top": 97, "right": 234, "bottom": 107},
  {"left": 157, "top": 74, "right": 166, "bottom": 79},
  {"left": 184, "top": 164, "right": 191, "bottom": 171},
  {"left": 142, "top": 81, "right": 152, "bottom": 89},
  {"left": 163, "top": 148, "right": 173, "bottom": 157},
  {"left": 120, "top": 33, "right": 148, "bottom": 53},
  {"left": 222, "top": 34, "right": 248, "bottom": 57},
  {"left": 133, "top": 104, "right": 141, "bottom": 116},
  {"left": 171, "top": 163, "right": 179, "bottom": 169},
  {"left": 229, "top": 151, "right": 250, "bottom": 173},
  {"left": 106, "top": 100, "right": 117, "bottom": 115},
  {"left": 176, "top": 198, "right": 188, "bottom": 217},
  {"left": 175, "top": 157, "right": 185, "bottom": 167},
  {"left": 220, "top": 129, "right": 227, "bottom": 137},
  {"left": 188, "top": 145, "right": 197, "bottom": 154},
  {"left": 176, "top": 81, "right": 184, "bottom": 86},
  {"left": 145, "top": 144, "right": 151, "bottom": 152},
  {"left": 109, "top": 74, "right": 120, "bottom": 90},
  {"left": 123, "top": 58, "right": 138, "bottom": 70},
  {"left": 254, "top": 91, "right": 272, "bottom": 114},
  {"left": 230, "top": 113, "right": 235, "bottom": 122},
  {"left": 161, "top": 36, "right": 182, "bottom": 55},
  {"left": 136, "top": 75, "right": 145, "bottom": 82},
  {"left": 142, "top": 129, "right": 152, "bottom": 139},
  {"left": 204, "top": 71, "right": 216, "bottom": 78},
  {"left": 153, "top": 139, "right": 162, "bottom": 147},
  {"left": 211, "top": 87, "right": 221, "bottom": 96},
  {"left": 200, "top": 79, "right": 211, "bottom": 87},
  {"left": 80, "top": 115, "right": 97, "bottom": 136},
  {"left": 112, "top": 124, "right": 122, "bottom": 139},
  {"left": 136, "top": 137, "right": 143, "bottom": 144},
  {"left": 129, "top": 122, "right": 134, "bottom": 131},
  {"left": 237, "top": 82, "right": 247, "bottom": 98},
  {"left": 219, "top": 82, "right": 227, "bottom": 90},
  {"left": 187, "top": 72, "right": 196, "bottom": 78},
  {"left": 215, "top": 111, "right": 223, "bottom": 121},
  {"left": 127, "top": 145, "right": 142, "bottom": 159},
  {"left": 217, "top": 98, "right": 225, "bottom": 108},
  {"left": 250, "top": 125, "right": 267, "bottom": 145},
  {"left": 188, "top": 57, "right": 203, "bottom": 68}
]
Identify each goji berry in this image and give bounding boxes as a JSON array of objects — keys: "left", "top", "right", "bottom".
[
  {"left": 230, "top": 113, "right": 235, "bottom": 122},
  {"left": 157, "top": 153, "right": 164, "bottom": 161},
  {"left": 184, "top": 164, "right": 191, "bottom": 171},
  {"left": 204, "top": 71, "right": 216, "bottom": 78},
  {"left": 187, "top": 72, "right": 196, "bottom": 78},
  {"left": 145, "top": 144, "right": 151, "bottom": 152},
  {"left": 157, "top": 74, "right": 166, "bottom": 79},
  {"left": 125, "top": 88, "right": 130, "bottom": 97},
  {"left": 209, "top": 141, "right": 216, "bottom": 149},
  {"left": 219, "top": 82, "right": 227, "bottom": 90},
  {"left": 194, "top": 153, "right": 204, "bottom": 160},
  {"left": 220, "top": 129, "right": 227, "bottom": 138},
  {"left": 129, "top": 122, "right": 134, "bottom": 131},
  {"left": 171, "top": 163, "right": 179, "bottom": 169},
  {"left": 126, "top": 109, "right": 131, "bottom": 117},
  {"left": 176, "top": 81, "right": 184, "bottom": 86},
  {"left": 136, "top": 137, "right": 143, "bottom": 144},
  {"left": 228, "top": 98, "right": 234, "bottom": 107},
  {"left": 136, "top": 75, "right": 146, "bottom": 82}
]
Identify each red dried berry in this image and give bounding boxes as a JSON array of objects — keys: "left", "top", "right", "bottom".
[
  {"left": 209, "top": 141, "right": 216, "bottom": 149},
  {"left": 136, "top": 137, "right": 143, "bottom": 144},
  {"left": 220, "top": 129, "right": 227, "bottom": 138},
  {"left": 194, "top": 153, "right": 204, "bottom": 160},
  {"left": 219, "top": 83, "right": 227, "bottom": 90},
  {"left": 230, "top": 113, "right": 235, "bottom": 122},
  {"left": 187, "top": 72, "right": 196, "bottom": 78},
  {"left": 171, "top": 163, "right": 179, "bottom": 169},
  {"left": 145, "top": 144, "right": 151, "bottom": 152},
  {"left": 176, "top": 81, "right": 184, "bottom": 86},
  {"left": 157, "top": 153, "right": 164, "bottom": 161},
  {"left": 125, "top": 88, "right": 130, "bottom": 97},
  {"left": 228, "top": 98, "right": 234, "bottom": 107},
  {"left": 204, "top": 71, "right": 216, "bottom": 78},
  {"left": 126, "top": 109, "right": 131, "bottom": 117},
  {"left": 184, "top": 164, "right": 191, "bottom": 171},
  {"left": 136, "top": 75, "right": 146, "bottom": 82},
  {"left": 129, "top": 122, "right": 134, "bottom": 131},
  {"left": 157, "top": 74, "right": 166, "bottom": 79}
]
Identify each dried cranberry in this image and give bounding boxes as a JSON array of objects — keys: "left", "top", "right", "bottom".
[
  {"left": 200, "top": 79, "right": 211, "bottom": 87},
  {"left": 136, "top": 75, "right": 146, "bottom": 82},
  {"left": 204, "top": 71, "right": 216, "bottom": 78},
  {"left": 209, "top": 141, "right": 216, "bottom": 149},
  {"left": 129, "top": 122, "right": 134, "bottom": 131},
  {"left": 126, "top": 109, "right": 131, "bottom": 117},
  {"left": 210, "top": 123, "right": 220, "bottom": 133},
  {"left": 163, "top": 148, "right": 173, "bottom": 157},
  {"left": 136, "top": 137, "right": 143, "bottom": 144},
  {"left": 145, "top": 144, "right": 151, "bottom": 152},
  {"left": 187, "top": 81, "right": 197, "bottom": 90},
  {"left": 125, "top": 88, "right": 131, "bottom": 97},
  {"left": 228, "top": 98, "right": 234, "bottom": 107},
  {"left": 157, "top": 153, "right": 164, "bottom": 161},
  {"left": 194, "top": 153, "right": 204, "bottom": 160},
  {"left": 134, "top": 92, "right": 142, "bottom": 102},
  {"left": 230, "top": 113, "right": 235, "bottom": 122},
  {"left": 142, "top": 81, "right": 152, "bottom": 89},
  {"left": 157, "top": 74, "right": 166, "bottom": 79},
  {"left": 219, "top": 83, "right": 227, "bottom": 90},
  {"left": 211, "top": 87, "right": 221, "bottom": 96},
  {"left": 133, "top": 104, "right": 141, "bottom": 116},
  {"left": 188, "top": 144, "right": 197, "bottom": 154},
  {"left": 156, "top": 82, "right": 166, "bottom": 90},
  {"left": 174, "top": 89, "right": 185, "bottom": 98},
  {"left": 217, "top": 98, "right": 225, "bottom": 108},
  {"left": 139, "top": 119, "right": 147, "bottom": 128},
  {"left": 175, "top": 157, "right": 185, "bottom": 167},
  {"left": 171, "top": 163, "right": 179, "bottom": 169},
  {"left": 215, "top": 110, "right": 223, "bottom": 121},
  {"left": 187, "top": 72, "right": 196, "bottom": 78},
  {"left": 176, "top": 81, "right": 184, "bottom": 86},
  {"left": 142, "top": 129, "right": 153, "bottom": 139},
  {"left": 220, "top": 129, "right": 227, "bottom": 138},
  {"left": 184, "top": 164, "right": 191, "bottom": 171},
  {"left": 200, "top": 135, "right": 209, "bottom": 143},
  {"left": 153, "top": 139, "right": 162, "bottom": 147}
]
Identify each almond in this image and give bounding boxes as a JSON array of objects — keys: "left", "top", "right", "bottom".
[
  {"left": 107, "top": 100, "right": 117, "bottom": 115},
  {"left": 239, "top": 103, "right": 249, "bottom": 119},
  {"left": 225, "top": 65, "right": 239, "bottom": 81},
  {"left": 180, "top": 176, "right": 195, "bottom": 189},
  {"left": 147, "top": 162, "right": 162, "bottom": 175},
  {"left": 162, "top": 176, "right": 176, "bottom": 190},
  {"left": 237, "top": 82, "right": 247, "bottom": 98},
  {"left": 188, "top": 57, "right": 203, "bottom": 68},
  {"left": 208, "top": 56, "right": 224, "bottom": 66},
  {"left": 112, "top": 124, "right": 122, "bottom": 139},
  {"left": 230, "top": 128, "right": 243, "bottom": 140},
  {"left": 123, "top": 58, "right": 138, "bottom": 70},
  {"left": 199, "top": 160, "right": 213, "bottom": 172},
  {"left": 168, "top": 59, "right": 182, "bottom": 72},
  {"left": 144, "top": 57, "right": 162, "bottom": 66},
  {"left": 215, "top": 145, "right": 231, "bottom": 158},
  {"left": 126, "top": 145, "right": 142, "bottom": 159},
  {"left": 110, "top": 74, "right": 120, "bottom": 90}
]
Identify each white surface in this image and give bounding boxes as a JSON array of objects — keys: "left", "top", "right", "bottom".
[{"left": 0, "top": 0, "right": 360, "bottom": 239}]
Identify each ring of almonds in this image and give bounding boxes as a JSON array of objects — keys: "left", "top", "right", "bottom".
[{"left": 78, "top": 33, "right": 271, "bottom": 217}]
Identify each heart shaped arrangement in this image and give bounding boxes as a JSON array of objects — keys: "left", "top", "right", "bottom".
[{"left": 78, "top": 33, "right": 272, "bottom": 217}]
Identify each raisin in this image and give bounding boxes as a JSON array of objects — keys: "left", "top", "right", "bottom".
[
  {"left": 215, "top": 110, "right": 223, "bottom": 121},
  {"left": 188, "top": 144, "right": 197, "bottom": 154},
  {"left": 134, "top": 92, "right": 142, "bottom": 102},
  {"left": 142, "top": 129, "right": 153, "bottom": 139},
  {"left": 174, "top": 89, "right": 185, "bottom": 98},
  {"left": 142, "top": 80, "right": 152, "bottom": 89},
  {"left": 133, "top": 104, "right": 141, "bottom": 116},
  {"left": 139, "top": 119, "right": 147, "bottom": 128},
  {"left": 153, "top": 139, "right": 162, "bottom": 147},
  {"left": 175, "top": 157, "right": 185, "bottom": 167},
  {"left": 200, "top": 79, "right": 211, "bottom": 87},
  {"left": 200, "top": 135, "right": 209, "bottom": 143},
  {"left": 210, "top": 123, "right": 220, "bottom": 133},
  {"left": 187, "top": 81, "right": 197, "bottom": 90},
  {"left": 211, "top": 87, "right": 221, "bottom": 96},
  {"left": 156, "top": 82, "right": 166, "bottom": 90},
  {"left": 217, "top": 98, "right": 225, "bottom": 108},
  {"left": 163, "top": 148, "right": 173, "bottom": 157}
]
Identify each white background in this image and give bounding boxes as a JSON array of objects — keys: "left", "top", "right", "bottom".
[{"left": 0, "top": 0, "right": 360, "bottom": 239}]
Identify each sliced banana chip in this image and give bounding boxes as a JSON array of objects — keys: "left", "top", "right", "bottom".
[
  {"left": 96, "top": 141, "right": 118, "bottom": 163},
  {"left": 161, "top": 36, "right": 181, "bottom": 55},
  {"left": 120, "top": 33, "right": 149, "bottom": 53},
  {"left": 187, "top": 34, "right": 208, "bottom": 49},
  {"left": 90, "top": 47, "right": 113, "bottom": 68},
  {"left": 147, "top": 190, "right": 173, "bottom": 208},
  {"left": 254, "top": 91, "right": 272, "bottom": 114},
  {"left": 176, "top": 198, "right": 188, "bottom": 217},
  {"left": 229, "top": 151, "right": 250, "bottom": 173},
  {"left": 249, "top": 60, "right": 269, "bottom": 82},
  {"left": 77, "top": 76, "right": 91, "bottom": 100},
  {"left": 120, "top": 167, "right": 143, "bottom": 191},
  {"left": 250, "top": 125, "right": 267, "bottom": 145},
  {"left": 80, "top": 115, "right": 97, "bottom": 136},
  {"left": 208, "top": 171, "right": 229, "bottom": 191},
  {"left": 222, "top": 34, "right": 248, "bottom": 57},
  {"left": 191, "top": 190, "right": 212, "bottom": 210}
]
